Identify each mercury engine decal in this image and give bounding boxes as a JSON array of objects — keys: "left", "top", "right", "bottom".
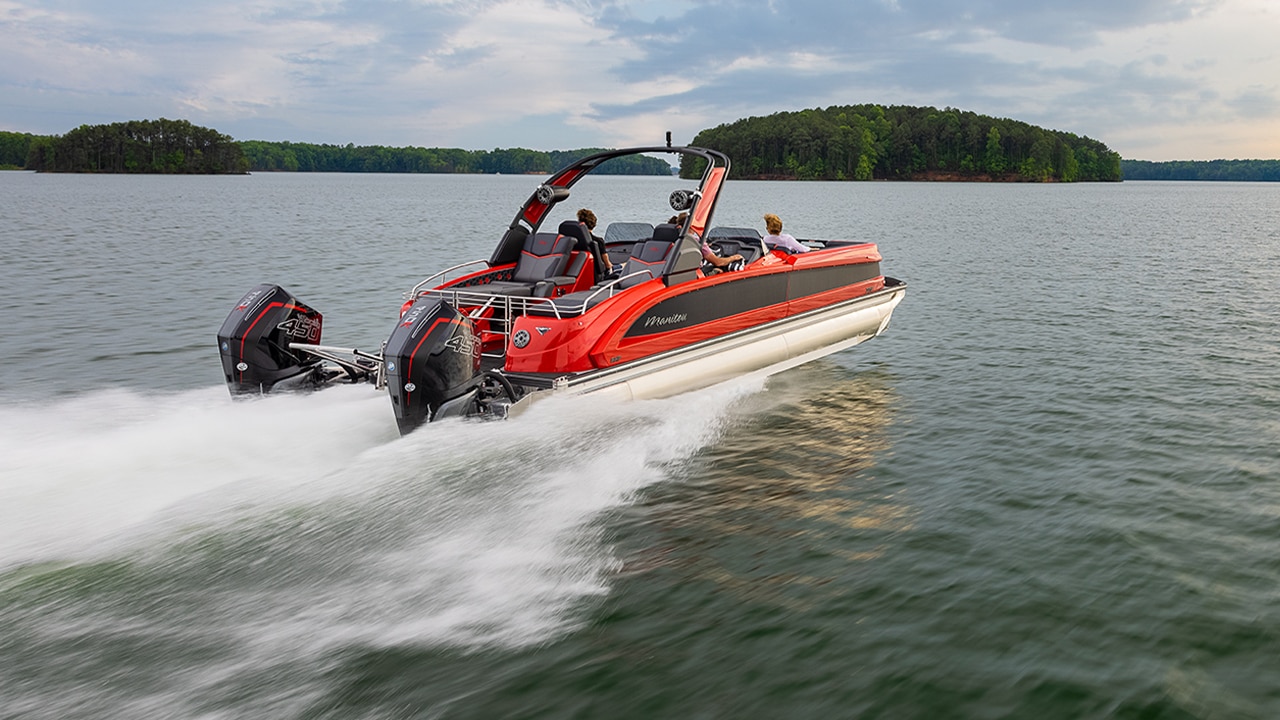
[
  {"left": 235, "top": 285, "right": 264, "bottom": 308},
  {"left": 276, "top": 315, "right": 322, "bottom": 342},
  {"left": 444, "top": 332, "right": 480, "bottom": 358},
  {"left": 401, "top": 301, "right": 433, "bottom": 329},
  {"left": 234, "top": 287, "right": 269, "bottom": 314}
]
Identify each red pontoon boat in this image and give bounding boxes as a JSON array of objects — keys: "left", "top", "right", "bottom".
[{"left": 218, "top": 144, "right": 906, "bottom": 434}]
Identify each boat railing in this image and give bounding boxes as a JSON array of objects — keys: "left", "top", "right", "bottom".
[
  {"left": 407, "top": 259, "right": 491, "bottom": 298},
  {"left": 413, "top": 287, "right": 538, "bottom": 349},
  {"left": 520, "top": 270, "right": 648, "bottom": 319},
  {"left": 575, "top": 271, "right": 647, "bottom": 310},
  {"left": 405, "top": 269, "right": 648, "bottom": 352}
]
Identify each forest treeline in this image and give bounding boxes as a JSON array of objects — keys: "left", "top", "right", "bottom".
[
  {"left": 15, "top": 119, "right": 247, "bottom": 173},
  {"left": 9, "top": 114, "right": 1280, "bottom": 181},
  {"left": 1120, "top": 159, "right": 1280, "bottom": 181},
  {"left": 238, "top": 141, "right": 673, "bottom": 174},
  {"left": 686, "top": 105, "right": 1122, "bottom": 182},
  {"left": 0, "top": 126, "right": 670, "bottom": 175},
  {"left": 0, "top": 130, "right": 39, "bottom": 169}
]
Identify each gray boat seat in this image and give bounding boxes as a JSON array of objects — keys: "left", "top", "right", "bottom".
[
  {"left": 618, "top": 223, "right": 680, "bottom": 288},
  {"left": 602, "top": 221, "right": 655, "bottom": 265},
  {"left": 470, "top": 231, "right": 575, "bottom": 297},
  {"left": 557, "top": 219, "right": 609, "bottom": 282},
  {"left": 527, "top": 224, "right": 680, "bottom": 316}
]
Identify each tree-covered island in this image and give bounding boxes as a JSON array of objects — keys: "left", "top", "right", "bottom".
[
  {"left": 18, "top": 119, "right": 248, "bottom": 173},
  {"left": 1120, "top": 159, "right": 1280, "bottom": 181},
  {"left": 686, "top": 105, "right": 1123, "bottom": 182},
  {"left": 0, "top": 125, "right": 669, "bottom": 175},
  {"left": 7, "top": 109, "right": 1279, "bottom": 181}
]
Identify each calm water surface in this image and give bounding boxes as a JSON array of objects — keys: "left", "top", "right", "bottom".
[{"left": 0, "top": 172, "right": 1278, "bottom": 718}]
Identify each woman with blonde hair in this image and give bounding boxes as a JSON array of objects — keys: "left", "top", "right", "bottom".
[{"left": 762, "top": 213, "right": 809, "bottom": 253}]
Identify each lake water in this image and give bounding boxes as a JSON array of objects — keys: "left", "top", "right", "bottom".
[{"left": 1, "top": 171, "right": 1278, "bottom": 718}]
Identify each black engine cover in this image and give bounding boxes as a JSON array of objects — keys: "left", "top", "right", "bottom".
[
  {"left": 384, "top": 296, "right": 483, "bottom": 434},
  {"left": 218, "top": 284, "right": 323, "bottom": 395}
]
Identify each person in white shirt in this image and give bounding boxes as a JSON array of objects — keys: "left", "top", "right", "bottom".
[{"left": 762, "top": 213, "right": 809, "bottom": 253}]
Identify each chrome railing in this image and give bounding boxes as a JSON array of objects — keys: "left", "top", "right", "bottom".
[
  {"left": 404, "top": 271, "right": 649, "bottom": 347},
  {"left": 407, "top": 259, "right": 491, "bottom": 298},
  {"left": 412, "top": 287, "right": 541, "bottom": 348}
]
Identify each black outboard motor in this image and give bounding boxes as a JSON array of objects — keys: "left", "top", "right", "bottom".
[
  {"left": 384, "top": 296, "right": 484, "bottom": 434},
  {"left": 218, "top": 284, "right": 324, "bottom": 395}
]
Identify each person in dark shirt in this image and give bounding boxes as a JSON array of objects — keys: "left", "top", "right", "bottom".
[{"left": 577, "top": 208, "right": 615, "bottom": 276}]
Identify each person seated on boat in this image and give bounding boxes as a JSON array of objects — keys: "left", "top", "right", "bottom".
[
  {"left": 577, "top": 208, "right": 617, "bottom": 278},
  {"left": 671, "top": 213, "right": 743, "bottom": 274},
  {"left": 762, "top": 213, "right": 810, "bottom": 253},
  {"left": 701, "top": 242, "right": 744, "bottom": 275}
]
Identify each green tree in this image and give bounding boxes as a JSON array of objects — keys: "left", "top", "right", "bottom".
[
  {"left": 28, "top": 118, "right": 246, "bottom": 174},
  {"left": 854, "top": 154, "right": 873, "bottom": 181},
  {"left": 0, "top": 130, "right": 43, "bottom": 168},
  {"left": 984, "top": 127, "right": 1006, "bottom": 174}
]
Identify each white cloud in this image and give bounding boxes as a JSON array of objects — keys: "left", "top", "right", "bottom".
[
  {"left": 383, "top": 0, "right": 662, "bottom": 145},
  {"left": 1057, "top": 0, "right": 1280, "bottom": 158},
  {"left": 1, "top": 0, "right": 1279, "bottom": 158}
]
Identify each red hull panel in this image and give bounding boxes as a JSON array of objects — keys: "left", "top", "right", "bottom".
[{"left": 504, "top": 244, "right": 885, "bottom": 375}]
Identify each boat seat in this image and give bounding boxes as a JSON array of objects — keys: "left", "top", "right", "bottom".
[
  {"left": 469, "top": 231, "right": 575, "bottom": 297},
  {"left": 618, "top": 223, "right": 680, "bottom": 288},
  {"left": 556, "top": 219, "right": 593, "bottom": 252},
  {"left": 601, "top": 222, "right": 656, "bottom": 266},
  {"left": 557, "top": 219, "right": 609, "bottom": 282},
  {"left": 527, "top": 224, "right": 680, "bottom": 317},
  {"left": 605, "top": 241, "right": 638, "bottom": 264}
]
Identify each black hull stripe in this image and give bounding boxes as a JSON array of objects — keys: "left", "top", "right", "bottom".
[{"left": 624, "top": 261, "right": 881, "bottom": 338}]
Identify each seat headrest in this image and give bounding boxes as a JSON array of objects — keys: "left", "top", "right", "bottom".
[
  {"left": 525, "top": 232, "right": 562, "bottom": 257},
  {"left": 557, "top": 220, "right": 593, "bottom": 250},
  {"left": 651, "top": 223, "right": 681, "bottom": 244}
]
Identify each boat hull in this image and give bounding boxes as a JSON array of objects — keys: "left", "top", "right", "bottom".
[{"left": 507, "top": 279, "right": 904, "bottom": 405}]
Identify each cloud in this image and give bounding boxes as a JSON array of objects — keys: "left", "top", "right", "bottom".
[
  {"left": 1226, "top": 87, "right": 1280, "bottom": 119},
  {"left": 588, "top": 0, "right": 1277, "bottom": 158},
  {"left": 1, "top": 0, "right": 1278, "bottom": 159}
]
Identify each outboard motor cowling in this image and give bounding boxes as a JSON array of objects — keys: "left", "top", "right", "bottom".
[
  {"left": 384, "top": 296, "right": 483, "bottom": 434},
  {"left": 218, "top": 284, "right": 324, "bottom": 395}
]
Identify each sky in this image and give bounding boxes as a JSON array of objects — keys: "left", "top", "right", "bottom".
[{"left": 2, "top": 0, "right": 1278, "bottom": 160}]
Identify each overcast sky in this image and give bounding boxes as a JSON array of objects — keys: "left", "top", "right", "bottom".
[{"left": 3, "top": 0, "right": 1278, "bottom": 160}]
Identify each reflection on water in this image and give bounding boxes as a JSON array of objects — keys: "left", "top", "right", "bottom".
[{"left": 619, "top": 362, "right": 912, "bottom": 611}]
